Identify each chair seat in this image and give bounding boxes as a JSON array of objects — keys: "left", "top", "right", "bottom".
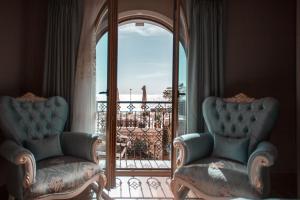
[
  {"left": 25, "top": 156, "right": 102, "bottom": 199},
  {"left": 174, "top": 157, "right": 260, "bottom": 198}
]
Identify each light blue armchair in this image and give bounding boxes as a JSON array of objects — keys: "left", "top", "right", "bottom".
[
  {"left": 171, "top": 94, "right": 279, "bottom": 199},
  {"left": 0, "top": 93, "right": 106, "bottom": 200}
]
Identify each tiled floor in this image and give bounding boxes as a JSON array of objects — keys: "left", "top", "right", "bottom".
[
  {"left": 71, "top": 176, "right": 198, "bottom": 200},
  {"left": 99, "top": 160, "right": 171, "bottom": 169},
  {"left": 65, "top": 174, "right": 299, "bottom": 200},
  {"left": 80, "top": 158, "right": 196, "bottom": 199},
  {"left": 102, "top": 176, "right": 198, "bottom": 200}
]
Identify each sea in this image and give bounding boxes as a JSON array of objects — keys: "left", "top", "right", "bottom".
[
  {"left": 96, "top": 94, "right": 169, "bottom": 111},
  {"left": 96, "top": 94, "right": 165, "bottom": 101}
]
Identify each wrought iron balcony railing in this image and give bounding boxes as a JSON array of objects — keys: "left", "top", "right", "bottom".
[{"left": 96, "top": 100, "right": 172, "bottom": 166}]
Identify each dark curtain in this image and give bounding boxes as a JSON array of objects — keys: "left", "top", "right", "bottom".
[
  {"left": 43, "top": 0, "right": 83, "bottom": 130},
  {"left": 186, "top": 0, "right": 224, "bottom": 133}
]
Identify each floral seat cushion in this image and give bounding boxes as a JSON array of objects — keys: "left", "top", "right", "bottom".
[
  {"left": 25, "top": 156, "right": 102, "bottom": 199},
  {"left": 174, "top": 157, "right": 260, "bottom": 198}
]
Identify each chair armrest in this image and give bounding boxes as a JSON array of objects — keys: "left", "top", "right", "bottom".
[
  {"left": 173, "top": 133, "right": 213, "bottom": 167},
  {"left": 61, "top": 132, "right": 101, "bottom": 163},
  {"left": 248, "top": 141, "right": 277, "bottom": 194},
  {"left": 0, "top": 140, "right": 36, "bottom": 188}
]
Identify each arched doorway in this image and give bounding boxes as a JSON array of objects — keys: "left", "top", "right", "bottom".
[
  {"left": 94, "top": 2, "right": 187, "bottom": 188},
  {"left": 96, "top": 20, "right": 187, "bottom": 170}
]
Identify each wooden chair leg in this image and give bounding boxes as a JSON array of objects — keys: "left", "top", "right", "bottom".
[
  {"left": 178, "top": 185, "right": 190, "bottom": 199},
  {"left": 96, "top": 174, "right": 107, "bottom": 200},
  {"left": 170, "top": 178, "right": 190, "bottom": 200}
]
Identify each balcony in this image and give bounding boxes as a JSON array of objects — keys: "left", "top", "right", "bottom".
[{"left": 96, "top": 100, "right": 172, "bottom": 170}]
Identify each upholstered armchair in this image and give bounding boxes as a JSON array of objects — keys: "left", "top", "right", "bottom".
[
  {"left": 171, "top": 94, "right": 279, "bottom": 199},
  {"left": 0, "top": 94, "right": 106, "bottom": 200}
]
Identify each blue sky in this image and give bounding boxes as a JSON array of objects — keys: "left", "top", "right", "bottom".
[{"left": 96, "top": 23, "right": 186, "bottom": 98}]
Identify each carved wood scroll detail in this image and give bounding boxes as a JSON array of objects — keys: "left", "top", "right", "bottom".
[
  {"left": 15, "top": 152, "right": 36, "bottom": 188},
  {"left": 17, "top": 92, "right": 47, "bottom": 102},
  {"left": 224, "top": 93, "right": 255, "bottom": 103},
  {"left": 173, "top": 139, "right": 186, "bottom": 168},
  {"left": 249, "top": 155, "right": 271, "bottom": 194},
  {"left": 92, "top": 137, "right": 102, "bottom": 164}
]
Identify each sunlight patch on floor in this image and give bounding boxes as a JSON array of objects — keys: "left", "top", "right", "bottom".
[{"left": 103, "top": 176, "right": 198, "bottom": 199}]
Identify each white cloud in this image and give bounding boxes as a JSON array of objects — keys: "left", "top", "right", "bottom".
[
  {"left": 119, "top": 23, "right": 170, "bottom": 37},
  {"left": 132, "top": 62, "right": 171, "bottom": 69},
  {"left": 137, "top": 72, "right": 168, "bottom": 79}
]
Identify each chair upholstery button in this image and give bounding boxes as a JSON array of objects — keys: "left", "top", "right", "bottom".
[
  {"left": 22, "top": 104, "right": 28, "bottom": 110},
  {"left": 45, "top": 102, "right": 51, "bottom": 108},
  {"left": 238, "top": 115, "right": 243, "bottom": 121},
  {"left": 24, "top": 126, "right": 29, "bottom": 133},
  {"left": 52, "top": 113, "right": 56, "bottom": 118},
  {"left": 36, "top": 124, "right": 41, "bottom": 131},
  {"left": 29, "top": 114, "right": 34, "bottom": 121},
  {"left": 250, "top": 116, "right": 256, "bottom": 122},
  {"left": 220, "top": 124, "right": 225, "bottom": 131},
  {"left": 222, "top": 104, "right": 227, "bottom": 109},
  {"left": 15, "top": 115, "right": 21, "bottom": 122},
  {"left": 46, "top": 123, "right": 52, "bottom": 129},
  {"left": 259, "top": 105, "right": 264, "bottom": 110},
  {"left": 55, "top": 101, "right": 61, "bottom": 107},
  {"left": 10, "top": 103, "right": 16, "bottom": 111},
  {"left": 243, "top": 127, "right": 249, "bottom": 133},
  {"left": 226, "top": 114, "right": 231, "bottom": 121},
  {"left": 235, "top": 105, "right": 239, "bottom": 110},
  {"left": 231, "top": 125, "right": 236, "bottom": 132},
  {"left": 40, "top": 113, "right": 45, "bottom": 119},
  {"left": 32, "top": 103, "right": 38, "bottom": 110}
]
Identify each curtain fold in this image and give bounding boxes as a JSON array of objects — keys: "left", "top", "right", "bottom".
[
  {"left": 71, "top": 0, "right": 104, "bottom": 133},
  {"left": 186, "top": 0, "right": 224, "bottom": 133},
  {"left": 43, "top": 0, "right": 83, "bottom": 130}
]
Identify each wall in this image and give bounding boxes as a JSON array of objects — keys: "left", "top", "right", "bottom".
[
  {"left": 225, "top": 0, "right": 297, "bottom": 196},
  {"left": 22, "top": 0, "right": 48, "bottom": 95},
  {"left": 0, "top": 0, "right": 25, "bottom": 97},
  {"left": 0, "top": 0, "right": 47, "bottom": 198},
  {"left": 0, "top": 0, "right": 25, "bottom": 198},
  {"left": 297, "top": 0, "right": 300, "bottom": 197},
  {"left": 0, "top": 0, "right": 26, "bottom": 197},
  {"left": 0, "top": 0, "right": 47, "bottom": 95}
]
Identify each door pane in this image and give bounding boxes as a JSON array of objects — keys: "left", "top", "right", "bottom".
[
  {"left": 96, "top": 31, "right": 108, "bottom": 169},
  {"left": 95, "top": 0, "right": 119, "bottom": 188},
  {"left": 177, "top": 44, "right": 187, "bottom": 136},
  {"left": 117, "top": 0, "right": 174, "bottom": 171},
  {"left": 177, "top": 3, "right": 188, "bottom": 137},
  {"left": 106, "top": 0, "right": 119, "bottom": 188},
  {"left": 116, "top": 21, "right": 173, "bottom": 170}
]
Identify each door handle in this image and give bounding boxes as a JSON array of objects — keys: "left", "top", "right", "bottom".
[
  {"left": 178, "top": 92, "right": 186, "bottom": 97},
  {"left": 99, "top": 90, "right": 108, "bottom": 95}
]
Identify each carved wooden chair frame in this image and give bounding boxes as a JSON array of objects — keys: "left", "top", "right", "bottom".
[
  {"left": 170, "top": 93, "right": 256, "bottom": 200},
  {"left": 8, "top": 93, "right": 107, "bottom": 200}
]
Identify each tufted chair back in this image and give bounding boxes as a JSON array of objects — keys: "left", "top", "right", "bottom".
[
  {"left": 0, "top": 96, "right": 68, "bottom": 145},
  {"left": 203, "top": 96, "right": 279, "bottom": 159}
]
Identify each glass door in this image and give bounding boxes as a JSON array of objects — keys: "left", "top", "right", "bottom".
[
  {"left": 96, "top": 2, "right": 108, "bottom": 171},
  {"left": 177, "top": 0, "right": 188, "bottom": 137},
  {"left": 171, "top": 0, "right": 180, "bottom": 173},
  {"left": 106, "top": 0, "right": 118, "bottom": 189},
  {"left": 171, "top": 0, "right": 188, "bottom": 173},
  {"left": 95, "top": 0, "right": 118, "bottom": 189},
  {"left": 115, "top": 0, "right": 175, "bottom": 175},
  {"left": 96, "top": 0, "right": 187, "bottom": 187}
]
